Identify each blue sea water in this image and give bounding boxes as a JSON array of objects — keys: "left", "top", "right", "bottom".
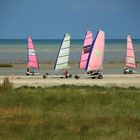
[{"left": 0, "top": 39, "right": 140, "bottom": 64}]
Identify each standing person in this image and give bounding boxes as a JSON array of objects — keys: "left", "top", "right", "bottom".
[{"left": 64, "top": 69, "right": 68, "bottom": 78}]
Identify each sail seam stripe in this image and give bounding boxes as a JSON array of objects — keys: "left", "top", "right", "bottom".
[
  {"left": 85, "top": 37, "right": 92, "bottom": 40},
  {"left": 28, "top": 60, "right": 38, "bottom": 63},
  {"left": 56, "top": 62, "right": 68, "bottom": 65},
  {"left": 81, "top": 59, "right": 87, "bottom": 62},
  {"left": 60, "top": 47, "right": 70, "bottom": 50},
  {"left": 84, "top": 45, "right": 91, "bottom": 48},
  {"left": 58, "top": 54, "right": 69, "bottom": 58},
  {"left": 128, "top": 41, "right": 132, "bottom": 43},
  {"left": 86, "top": 32, "right": 92, "bottom": 35},
  {"left": 127, "top": 56, "right": 134, "bottom": 58},
  {"left": 63, "top": 39, "right": 70, "bottom": 42}
]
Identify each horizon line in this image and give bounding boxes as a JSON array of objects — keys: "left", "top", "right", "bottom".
[{"left": 0, "top": 38, "right": 140, "bottom": 40}]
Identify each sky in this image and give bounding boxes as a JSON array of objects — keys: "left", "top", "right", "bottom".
[{"left": 0, "top": 0, "right": 140, "bottom": 39}]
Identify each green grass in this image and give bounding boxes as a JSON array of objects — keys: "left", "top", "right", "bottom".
[
  {"left": 0, "top": 64, "right": 13, "bottom": 67},
  {"left": 0, "top": 82, "right": 140, "bottom": 139}
]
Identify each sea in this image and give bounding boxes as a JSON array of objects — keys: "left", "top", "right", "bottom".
[{"left": 0, "top": 39, "right": 140, "bottom": 75}]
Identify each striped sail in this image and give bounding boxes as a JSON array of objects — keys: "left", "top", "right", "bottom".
[
  {"left": 80, "top": 31, "right": 93, "bottom": 69},
  {"left": 27, "top": 35, "right": 39, "bottom": 69},
  {"left": 126, "top": 35, "right": 137, "bottom": 68},
  {"left": 86, "top": 30, "right": 105, "bottom": 71},
  {"left": 54, "top": 33, "right": 70, "bottom": 71}
]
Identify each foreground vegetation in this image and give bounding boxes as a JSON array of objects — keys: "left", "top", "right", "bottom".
[
  {"left": 0, "top": 78, "right": 140, "bottom": 139},
  {"left": 0, "top": 63, "right": 13, "bottom": 67}
]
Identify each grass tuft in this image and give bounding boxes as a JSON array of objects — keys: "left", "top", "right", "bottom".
[
  {"left": 0, "top": 77, "right": 13, "bottom": 91},
  {"left": 0, "top": 64, "right": 13, "bottom": 67}
]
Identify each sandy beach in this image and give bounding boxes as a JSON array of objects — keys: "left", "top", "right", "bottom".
[{"left": 0, "top": 74, "right": 140, "bottom": 88}]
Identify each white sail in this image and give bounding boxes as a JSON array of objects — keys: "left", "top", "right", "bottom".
[{"left": 54, "top": 33, "right": 70, "bottom": 71}]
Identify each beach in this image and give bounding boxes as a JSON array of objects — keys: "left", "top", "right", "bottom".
[
  {"left": 0, "top": 63, "right": 140, "bottom": 88},
  {"left": 0, "top": 39, "right": 140, "bottom": 88},
  {"left": 0, "top": 74, "right": 140, "bottom": 88}
]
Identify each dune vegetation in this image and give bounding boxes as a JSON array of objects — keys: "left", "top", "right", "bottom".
[
  {"left": 0, "top": 78, "right": 140, "bottom": 139},
  {"left": 0, "top": 64, "right": 13, "bottom": 67}
]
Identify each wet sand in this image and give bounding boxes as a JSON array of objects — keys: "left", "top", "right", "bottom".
[
  {"left": 0, "top": 74, "right": 140, "bottom": 88},
  {"left": 0, "top": 62, "right": 129, "bottom": 76}
]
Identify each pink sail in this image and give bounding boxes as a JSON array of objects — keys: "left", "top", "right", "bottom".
[
  {"left": 86, "top": 30, "right": 105, "bottom": 71},
  {"left": 125, "top": 35, "right": 136, "bottom": 68},
  {"left": 27, "top": 36, "right": 39, "bottom": 69},
  {"left": 80, "top": 31, "right": 93, "bottom": 69}
]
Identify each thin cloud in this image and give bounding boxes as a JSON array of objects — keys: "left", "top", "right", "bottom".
[
  {"left": 73, "top": 2, "right": 135, "bottom": 12},
  {"left": 73, "top": 1, "right": 139, "bottom": 13},
  {"left": 73, "top": 3, "right": 118, "bottom": 12}
]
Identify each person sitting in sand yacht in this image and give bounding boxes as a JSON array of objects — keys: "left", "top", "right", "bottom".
[
  {"left": 87, "top": 70, "right": 100, "bottom": 75},
  {"left": 26, "top": 68, "right": 34, "bottom": 76},
  {"left": 123, "top": 67, "right": 133, "bottom": 74},
  {"left": 123, "top": 67, "right": 129, "bottom": 72}
]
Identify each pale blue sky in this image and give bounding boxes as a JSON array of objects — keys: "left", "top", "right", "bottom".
[{"left": 0, "top": 0, "right": 140, "bottom": 39}]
